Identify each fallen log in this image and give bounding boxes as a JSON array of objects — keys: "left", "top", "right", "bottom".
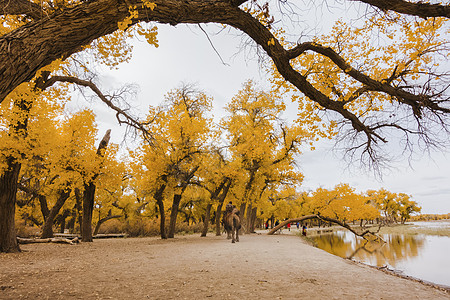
[
  {"left": 17, "top": 237, "right": 79, "bottom": 245},
  {"left": 267, "top": 215, "right": 384, "bottom": 242}
]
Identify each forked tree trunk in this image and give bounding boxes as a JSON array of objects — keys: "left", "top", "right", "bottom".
[
  {"left": 81, "top": 129, "right": 110, "bottom": 242},
  {"left": 201, "top": 203, "right": 213, "bottom": 237},
  {"left": 41, "top": 189, "right": 71, "bottom": 238}
]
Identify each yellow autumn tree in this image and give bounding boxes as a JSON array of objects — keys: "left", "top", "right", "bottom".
[
  {"left": 222, "top": 80, "right": 308, "bottom": 232},
  {"left": 132, "top": 85, "right": 215, "bottom": 238}
]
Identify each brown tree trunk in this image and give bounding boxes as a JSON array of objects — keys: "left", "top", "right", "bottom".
[
  {"left": 41, "top": 189, "right": 71, "bottom": 238},
  {"left": 75, "top": 188, "right": 83, "bottom": 235},
  {"left": 215, "top": 202, "right": 224, "bottom": 236},
  {"left": 81, "top": 182, "right": 96, "bottom": 242},
  {"left": 154, "top": 179, "right": 167, "bottom": 239},
  {"left": 239, "top": 202, "right": 246, "bottom": 234},
  {"left": 249, "top": 207, "right": 257, "bottom": 233},
  {"left": 0, "top": 97, "right": 32, "bottom": 252},
  {"left": 38, "top": 194, "right": 49, "bottom": 222},
  {"left": 245, "top": 203, "right": 253, "bottom": 233},
  {"left": 215, "top": 180, "right": 231, "bottom": 236},
  {"left": 201, "top": 203, "right": 212, "bottom": 237},
  {"left": 81, "top": 129, "right": 111, "bottom": 242},
  {"left": 168, "top": 194, "right": 182, "bottom": 238},
  {"left": 0, "top": 158, "right": 22, "bottom": 252},
  {"left": 58, "top": 209, "right": 71, "bottom": 233}
]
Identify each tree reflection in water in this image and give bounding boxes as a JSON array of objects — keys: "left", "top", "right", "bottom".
[{"left": 311, "top": 231, "right": 425, "bottom": 268}]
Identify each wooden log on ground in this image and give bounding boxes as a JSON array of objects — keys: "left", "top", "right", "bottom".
[{"left": 17, "top": 237, "right": 79, "bottom": 245}]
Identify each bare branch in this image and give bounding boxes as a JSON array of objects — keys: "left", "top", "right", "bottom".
[{"left": 41, "top": 75, "right": 154, "bottom": 144}]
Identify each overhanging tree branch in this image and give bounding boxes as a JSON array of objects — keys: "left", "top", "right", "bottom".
[
  {"left": 0, "top": 0, "right": 44, "bottom": 20},
  {"left": 353, "top": 0, "right": 450, "bottom": 19}
]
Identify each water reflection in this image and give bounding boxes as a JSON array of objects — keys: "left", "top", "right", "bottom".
[
  {"left": 310, "top": 231, "right": 450, "bottom": 287},
  {"left": 313, "top": 231, "right": 425, "bottom": 267}
]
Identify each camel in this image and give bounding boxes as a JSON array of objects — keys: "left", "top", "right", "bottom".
[{"left": 222, "top": 202, "right": 241, "bottom": 243}]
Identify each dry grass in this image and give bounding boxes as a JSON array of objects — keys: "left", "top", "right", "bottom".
[{"left": 376, "top": 222, "right": 450, "bottom": 237}]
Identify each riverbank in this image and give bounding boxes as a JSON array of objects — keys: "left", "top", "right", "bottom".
[{"left": 0, "top": 234, "right": 448, "bottom": 299}]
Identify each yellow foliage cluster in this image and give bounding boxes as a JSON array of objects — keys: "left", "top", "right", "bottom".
[{"left": 268, "top": 14, "right": 448, "bottom": 143}]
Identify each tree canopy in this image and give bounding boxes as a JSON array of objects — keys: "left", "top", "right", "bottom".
[{"left": 1, "top": 0, "right": 449, "bottom": 165}]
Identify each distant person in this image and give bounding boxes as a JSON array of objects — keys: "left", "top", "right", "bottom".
[
  {"left": 296, "top": 222, "right": 300, "bottom": 230},
  {"left": 287, "top": 222, "right": 291, "bottom": 231},
  {"left": 302, "top": 225, "right": 307, "bottom": 236},
  {"left": 265, "top": 221, "right": 269, "bottom": 230}
]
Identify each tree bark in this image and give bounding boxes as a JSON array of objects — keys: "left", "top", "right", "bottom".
[
  {"left": 167, "top": 193, "right": 182, "bottom": 238},
  {"left": 74, "top": 188, "right": 83, "bottom": 235},
  {"left": 0, "top": 97, "right": 32, "bottom": 252},
  {"left": 81, "top": 182, "right": 96, "bottom": 242},
  {"left": 81, "top": 129, "right": 111, "bottom": 242},
  {"left": 200, "top": 203, "right": 212, "bottom": 237},
  {"left": 41, "top": 189, "right": 71, "bottom": 238},
  {"left": 154, "top": 178, "right": 168, "bottom": 239},
  {"left": 245, "top": 203, "right": 252, "bottom": 234},
  {"left": 250, "top": 206, "right": 257, "bottom": 232},
  {"left": 215, "top": 180, "right": 231, "bottom": 236},
  {"left": 0, "top": 158, "right": 22, "bottom": 252}
]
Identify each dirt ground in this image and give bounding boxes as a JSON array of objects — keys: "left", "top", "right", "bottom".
[{"left": 0, "top": 233, "right": 449, "bottom": 300}]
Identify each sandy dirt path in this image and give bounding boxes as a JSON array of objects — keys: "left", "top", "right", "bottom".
[{"left": 0, "top": 233, "right": 449, "bottom": 300}]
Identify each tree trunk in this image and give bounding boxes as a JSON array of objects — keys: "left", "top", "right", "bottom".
[
  {"left": 168, "top": 194, "right": 182, "bottom": 238},
  {"left": 81, "top": 129, "right": 111, "bottom": 242},
  {"left": 81, "top": 182, "right": 96, "bottom": 242},
  {"left": 245, "top": 203, "right": 253, "bottom": 233},
  {"left": 201, "top": 203, "right": 212, "bottom": 237},
  {"left": 249, "top": 207, "right": 257, "bottom": 233},
  {"left": 38, "top": 194, "right": 49, "bottom": 222},
  {"left": 0, "top": 98, "right": 31, "bottom": 252},
  {"left": 41, "top": 189, "right": 71, "bottom": 238},
  {"left": 215, "top": 202, "right": 224, "bottom": 236},
  {"left": 215, "top": 180, "right": 231, "bottom": 236},
  {"left": 75, "top": 188, "right": 83, "bottom": 235},
  {"left": 154, "top": 179, "right": 167, "bottom": 239},
  {"left": 58, "top": 209, "right": 71, "bottom": 233},
  {"left": 0, "top": 158, "right": 22, "bottom": 252},
  {"left": 239, "top": 202, "right": 246, "bottom": 234}
]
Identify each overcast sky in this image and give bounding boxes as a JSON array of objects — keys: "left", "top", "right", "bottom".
[{"left": 73, "top": 9, "right": 450, "bottom": 215}]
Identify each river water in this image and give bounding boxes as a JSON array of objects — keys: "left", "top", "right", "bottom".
[{"left": 309, "top": 221, "right": 450, "bottom": 287}]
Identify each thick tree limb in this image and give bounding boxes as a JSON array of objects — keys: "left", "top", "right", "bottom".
[
  {"left": 0, "top": 0, "right": 44, "bottom": 20},
  {"left": 354, "top": 0, "right": 450, "bottom": 19}
]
